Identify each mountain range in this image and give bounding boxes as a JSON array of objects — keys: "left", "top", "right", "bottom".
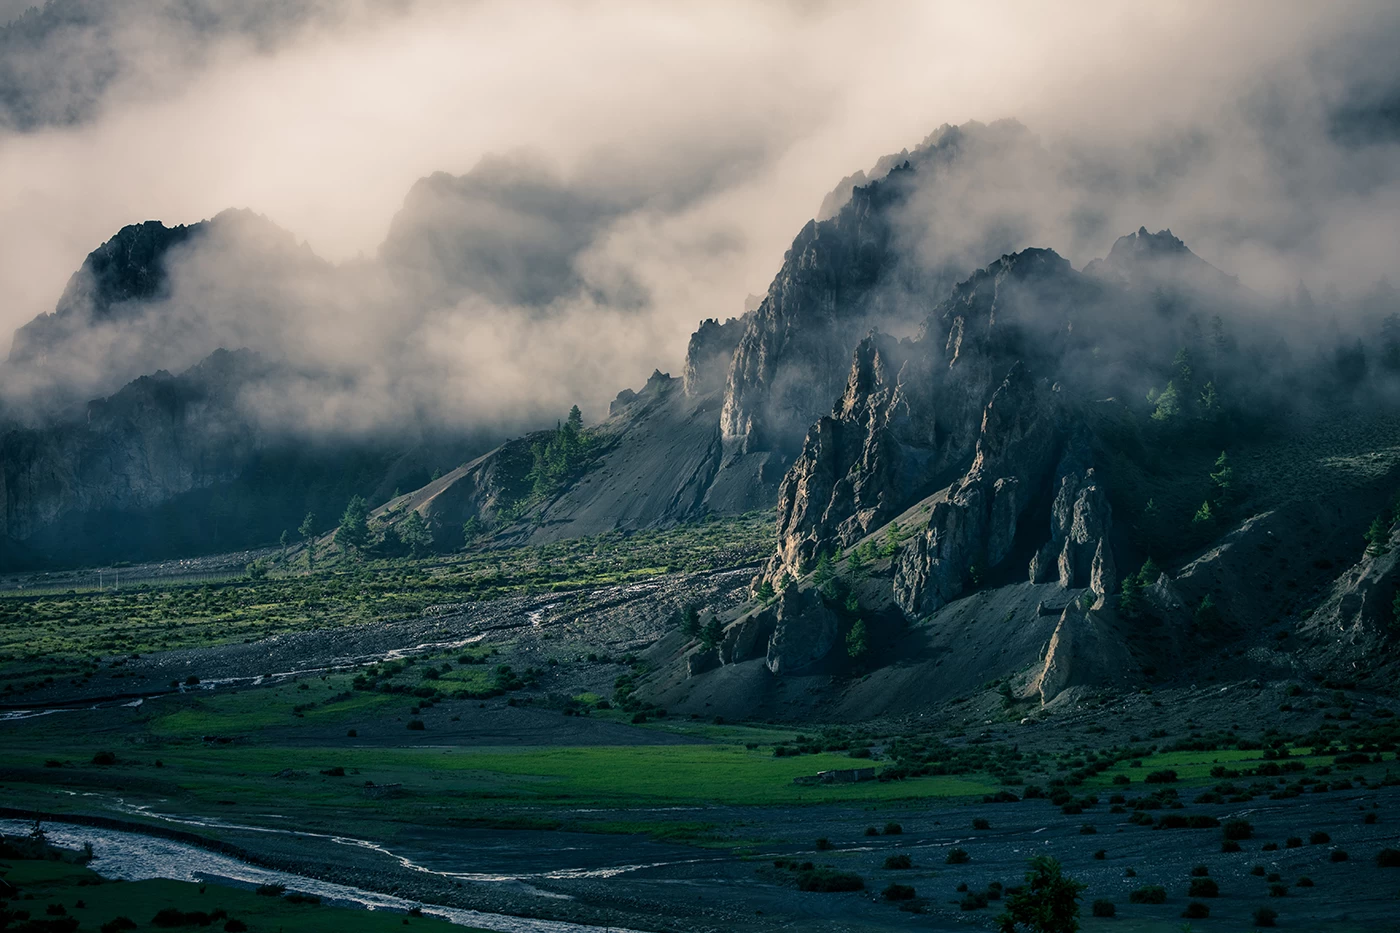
[{"left": 5, "top": 118, "right": 1400, "bottom": 701}]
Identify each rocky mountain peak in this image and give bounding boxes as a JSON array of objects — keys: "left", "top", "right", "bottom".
[{"left": 683, "top": 316, "right": 746, "bottom": 397}]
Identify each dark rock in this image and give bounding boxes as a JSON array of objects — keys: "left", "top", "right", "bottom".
[
  {"left": 683, "top": 316, "right": 746, "bottom": 398},
  {"left": 765, "top": 586, "right": 839, "bottom": 675}
]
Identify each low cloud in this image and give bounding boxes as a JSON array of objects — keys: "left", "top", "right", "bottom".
[{"left": 1, "top": 0, "right": 1398, "bottom": 435}]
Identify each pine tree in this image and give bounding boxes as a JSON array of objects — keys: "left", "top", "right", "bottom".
[
  {"left": 1118, "top": 572, "right": 1143, "bottom": 618},
  {"left": 397, "top": 510, "right": 432, "bottom": 558},
  {"left": 298, "top": 512, "right": 317, "bottom": 568},
  {"left": 1192, "top": 500, "right": 1214, "bottom": 526},
  {"left": 338, "top": 496, "right": 370, "bottom": 552},
  {"left": 756, "top": 579, "right": 776, "bottom": 602},
  {"left": 846, "top": 619, "right": 869, "bottom": 661},
  {"left": 1365, "top": 516, "right": 1391, "bottom": 556},
  {"left": 682, "top": 605, "right": 702, "bottom": 639},
  {"left": 700, "top": 617, "right": 724, "bottom": 650},
  {"left": 1383, "top": 313, "right": 1400, "bottom": 373},
  {"left": 881, "top": 522, "right": 902, "bottom": 557},
  {"left": 1210, "top": 451, "right": 1234, "bottom": 502},
  {"left": 1138, "top": 557, "right": 1161, "bottom": 585},
  {"left": 1150, "top": 381, "right": 1181, "bottom": 422},
  {"left": 812, "top": 552, "right": 835, "bottom": 587},
  {"left": 996, "top": 856, "right": 1086, "bottom": 933}
]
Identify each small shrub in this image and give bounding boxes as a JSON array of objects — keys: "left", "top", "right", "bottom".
[
  {"left": 1250, "top": 865, "right": 1266, "bottom": 876},
  {"left": 1223, "top": 818, "right": 1254, "bottom": 840},
  {"left": 960, "top": 891, "right": 989, "bottom": 910},
  {"left": 864, "top": 826, "right": 879, "bottom": 837},
  {"left": 1079, "top": 824, "right": 1097, "bottom": 835},
  {"left": 1285, "top": 836, "right": 1302, "bottom": 848},
  {"left": 972, "top": 818, "right": 990, "bottom": 830},
  {"left": 1191, "top": 864, "right": 1210, "bottom": 876},
  {"left": 1222, "top": 839, "right": 1241, "bottom": 852},
  {"left": 255, "top": 883, "right": 286, "bottom": 897},
  {"left": 1296, "top": 876, "right": 1314, "bottom": 887},
  {"left": 882, "top": 883, "right": 916, "bottom": 901},
  {"left": 815, "top": 837, "right": 833, "bottom": 851},
  {"left": 1093, "top": 849, "right": 1106, "bottom": 860},
  {"left": 796, "top": 868, "right": 864, "bottom": 892},
  {"left": 1309, "top": 830, "right": 1330, "bottom": 844},
  {"left": 1092, "top": 899, "right": 1116, "bottom": 918},
  {"left": 1330, "top": 849, "right": 1349, "bottom": 862},
  {"left": 1129, "top": 885, "right": 1167, "bottom": 904},
  {"left": 1112, "top": 773, "right": 1130, "bottom": 785},
  {"left": 1377, "top": 847, "right": 1400, "bottom": 867},
  {"left": 1182, "top": 901, "right": 1211, "bottom": 919},
  {"left": 1254, "top": 906, "right": 1278, "bottom": 926},
  {"left": 1145, "top": 769, "right": 1178, "bottom": 784},
  {"left": 946, "top": 848, "right": 970, "bottom": 864},
  {"left": 224, "top": 922, "right": 248, "bottom": 932},
  {"left": 884, "top": 822, "right": 903, "bottom": 835},
  {"left": 101, "top": 920, "right": 138, "bottom": 933},
  {"left": 1189, "top": 877, "right": 1219, "bottom": 898},
  {"left": 406, "top": 719, "right": 425, "bottom": 730},
  {"left": 883, "top": 854, "right": 912, "bottom": 870},
  {"left": 1365, "top": 812, "right": 1379, "bottom": 825},
  {"left": 91, "top": 751, "right": 117, "bottom": 766},
  {"left": 346, "top": 729, "right": 357, "bottom": 737},
  {"left": 1269, "top": 883, "right": 1288, "bottom": 897}
]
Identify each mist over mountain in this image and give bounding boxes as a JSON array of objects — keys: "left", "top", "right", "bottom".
[{"left": 4, "top": 1, "right": 1400, "bottom": 571}]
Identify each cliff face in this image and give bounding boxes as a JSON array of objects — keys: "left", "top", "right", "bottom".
[
  {"left": 683, "top": 316, "right": 747, "bottom": 398},
  {"left": 718, "top": 121, "right": 1046, "bottom": 465},
  {"left": 768, "top": 248, "right": 1094, "bottom": 583}
]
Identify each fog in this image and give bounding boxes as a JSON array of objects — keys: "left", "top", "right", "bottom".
[{"left": 0, "top": 0, "right": 1397, "bottom": 434}]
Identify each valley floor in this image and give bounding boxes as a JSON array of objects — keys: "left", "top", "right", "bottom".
[{"left": 3, "top": 557, "right": 1400, "bottom": 931}]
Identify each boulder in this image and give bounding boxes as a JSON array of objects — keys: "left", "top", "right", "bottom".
[{"left": 765, "top": 586, "right": 840, "bottom": 675}]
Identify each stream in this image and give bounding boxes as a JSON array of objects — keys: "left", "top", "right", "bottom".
[{"left": 0, "top": 819, "right": 648, "bottom": 933}]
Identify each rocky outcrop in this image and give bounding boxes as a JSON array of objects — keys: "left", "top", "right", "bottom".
[
  {"left": 765, "top": 586, "right": 840, "bottom": 675},
  {"left": 1026, "top": 602, "right": 1134, "bottom": 705},
  {"left": 683, "top": 316, "right": 747, "bottom": 397},
  {"left": 8, "top": 219, "right": 198, "bottom": 365},
  {"left": 719, "top": 178, "right": 906, "bottom": 457},
  {"left": 892, "top": 363, "right": 1063, "bottom": 617},
  {"left": 768, "top": 247, "right": 1093, "bottom": 585},
  {"left": 1029, "top": 453, "right": 1115, "bottom": 596},
  {"left": 719, "top": 121, "right": 1047, "bottom": 462},
  {"left": 684, "top": 585, "right": 839, "bottom": 678},
  {"left": 1299, "top": 520, "right": 1400, "bottom": 664},
  {"left": 768, "top": 333, "right": 940, "bottom": 576}
]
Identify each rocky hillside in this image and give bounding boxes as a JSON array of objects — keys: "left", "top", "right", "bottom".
[{"left": 649, "top": 226, "right": 1400, "bottom": 715}]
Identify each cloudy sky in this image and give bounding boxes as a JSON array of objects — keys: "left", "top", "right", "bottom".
[{"left": 1, "top": 0, "right": 1397, "bottom": 429}]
